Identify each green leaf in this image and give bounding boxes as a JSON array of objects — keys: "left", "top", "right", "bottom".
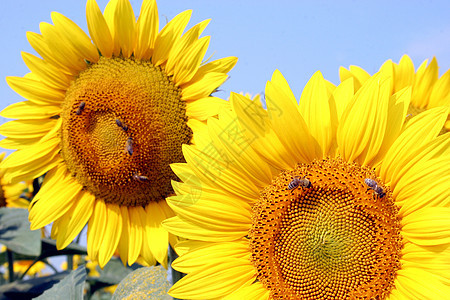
[
  {"left": 0, "top": 207, "right": 41, "bottom": 256},
  {"left": 34, "top": 266, "right": 87, "bottom": 300},
  {"left": 0, "top": 271, "right": 70, "bottom": 299},
  {"left": 112, "top": 266, "right": 171, "bottom": 300},
  {"left": 39, "top": 238, "right": 87, "bottom": 259}
]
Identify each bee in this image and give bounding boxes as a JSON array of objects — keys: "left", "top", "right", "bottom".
[
  {"left": 115, "top": 119, "right": 128, "bottom": 131},
  {"left": 364, "top": 178, "right": 385, "bottom": 198},
  {"left": 125, "top": 137, "right": 133, "bottom": 155},
  {"left": 288, "top": 176, "right": 312, "bottom": 190},
  {"left": 133, "top": 172, "right": 149, "bottom": 183},
  {"left": 76, "top": 101, "right": 85, "bottom": 115}
]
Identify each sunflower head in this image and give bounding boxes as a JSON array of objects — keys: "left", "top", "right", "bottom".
[
  {"left": 0, "top": 0, "right": 236, "bottom": 268},
  {"left": 163, "top": 68, "right": 450, "bottom": 299}
]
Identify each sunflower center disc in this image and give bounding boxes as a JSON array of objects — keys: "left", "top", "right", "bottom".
[
  {"left": 60, "top": 57, "right": 192, "bottom": 206},
  {"left": 250, "top": 158, "right": 402, "bottom": 299}
]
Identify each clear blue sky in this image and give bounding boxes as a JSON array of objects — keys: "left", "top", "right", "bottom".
[{"left": 1, "top": 0, "right": 450, "bottom": 119}]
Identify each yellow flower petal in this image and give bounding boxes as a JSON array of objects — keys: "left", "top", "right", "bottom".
[
  {"left": 401, "top": 207, "right": 450, "bottom": 246},
  {"left": 152, "top": 10, "right": 192, "bottom": 66},
  {"left": 145, "top": 202, "right": 169, "bottom": 267},
  {"left": 337, "top": 73, "right": 390, "bottom": 165},
  {"left": 29, "top": 167, "right": 82, "bottom": 229},
  {"left": 379, "top": 106, "right": 449, "bottom": 186},
  {"left": 21, "top": 52, "right": 71, "bottom": 90},
  {"left": 134, "top": 0, "right": 158, "bottom": 60},
  {"left": 6, "top": 76, "right": 64, "bottom": 105},
  {"left": 170, "top": 257, "right": 256, "bottom": 300},
  {"left": 51, "top": 12, "right": 99, "bottom": 63},
  {"left": 113, "top": 0, "right": 136, "bottom": 58},
  {"left": 299, "top": 71, "right": 335, "bottom": 156},
  {"left": 86, "top": 0, "right": 113, "bottom": 57}
]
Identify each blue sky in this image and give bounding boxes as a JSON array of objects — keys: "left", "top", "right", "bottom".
[{"left": 1, "top": 0, "right": 450, "bottom": 117}]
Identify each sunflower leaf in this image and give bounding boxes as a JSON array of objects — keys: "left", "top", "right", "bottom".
[
  {"left": 0, "top": 271, "right": 70, "bottom": 299},
  {"left": 34, "top": 266, "right": 86, "bottom": 300},
  {"left": 0, "top": 207, "right": 41, "bottom": 256},
  {"left": 39, "top": 238, "right": 87, "bottom": 259}
]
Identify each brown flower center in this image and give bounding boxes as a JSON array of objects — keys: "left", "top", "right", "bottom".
[
  {"left": 249, "top": 157, "right": 402, "bottom": 299},
  {"left": 60, "top": 57, "right": 192, "bottom": 206}
]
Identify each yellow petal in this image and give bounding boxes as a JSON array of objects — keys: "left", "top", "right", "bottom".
[
  {"left": 169, "top": 257, "right": 256, "bottom": 300},
  {"left": 173, "top": 36, "right": 210, "bottom": 85},
  {"left": 332, "top": 78, "right": 354, "bottom": 124},
  {"left": 39, "top": 22, "right": 87, "bottom": 72},
  {"left": 224, "top": 281, "right": 270, "bottom": 300},
  {"left": 172, "top": 240, "right": 250, "bottom": 272},
  {"left": 117, "top": 206, "right": 130, "bottom": 265},
  {"left": 428, "top": 69, "right": 450, "bottom": 108},
  {"left": 86, "top": 0, "right": 113, "bottom": 57},
  {"left": 401, "top": 207, "right": 450, "bottom": 246},
  {"left": 265, "top": 70, "right": 319, "bottom": 163},
  {"left": 0, "top": 135, "right": 59, "bottom": 169},
  {"left": 87, "top": 199, "right": 107, "bottom": 262},
  {"left": 411, "top": 57, "right": 438, "bottom": 108},
  {"left": 126, "top": 206, "right": 144, "bottom": 265},
  {"left": 395, "top": 267, "right": 450, "bottom": 298},
  {"left": 145, "top": 202, "right": 169, "bottom": 267},
  {"left": 185, "top": 96, "right": 229, "bottom": 120},
  {"left": 207, "top": 109, "right": 273, "bottom": 186},
  {"left": 29, "top": 167, "right": 82, "bottom": 229},
  {"left": 113, "top": 0, "right": 136, "bottom": 58},
  {"left": 103, "top": 0, "right": 121, "bottom": 56},
  {"left": 163, "top": 215, "right": 248, "bottom": 242},
  {"left": 152, "top": 10, "right": 192, "bottom": 66},
  {"left": 0, "top": 101, "right": 60, "bottom": 120},
  {"left": 187, "top": 56, "right": 238, "bottom": 86},
  {"left": 337, "top": 73, "right": 390, "bottom": 166},
  {"left": 370, "top": 87, "right": 411, "bottom": 167},
  {"left": 181, "top": 72, "right": 228, "bottom": 100},
  {"left": 21, "top": 52, "right": 71, "bottom": 90},
  {"left": 182, "top": 144, "right": 260, "bottom": 201},
  {"left": 379, "top": 106, "right": 449, "bottom": 186},
  {"left": 166, "top": 190, "right": 251, "bottom": 232},
  {"left": 393, "top": 54, "right": 415, "bottom": 92},
  {"left": 166, "top": 19, "right": 210, "bottom": 77},
  {"left": 134, "top": 0, "right": 158, "bottom": 60},
  {"left": 6, "top": 76, "right": 64, "bottom": 105},
  {"left": 0, "top": 118, "right": 57, "bottom": 139},
  {"left": 55, "top": 192, "right": 95, "bottom": 250},
  {"left": 51, "top": 12, "right": 99, "bottom": 63},
  {"left": 26, "top": 31, "right": 73, "bottom": 74},
  {"left": 396, "top": 157, "right": 450, "bottom": 216},
  {"left": 299, "top": 71, "right": 334, "bottom": 157},
  {"left": 98, "top": 204, "right": 122, "bottom": 268},
  {"left": 231, "top": 93, "right": 296, "bottom": 170}
]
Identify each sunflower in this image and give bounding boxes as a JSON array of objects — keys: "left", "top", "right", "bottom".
[
  {"left": 340, "top": 54, "right": 450, "bottom": 131},
  {"left": 0, "top": 0, "right": 237, "bottom": 268},
  {"left": 0, "top": 153, "right": 29, "bottom": 209},
  {"left": 163, "top": 70, "right": 450, "bottom": 299}
]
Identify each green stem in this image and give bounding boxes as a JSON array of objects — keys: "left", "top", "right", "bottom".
[
  {"left": 67, "top": 255, "right": 74, "bottom": 270},
  {"left": 6, "top": 249, "right": 14, "bottom": 282}
]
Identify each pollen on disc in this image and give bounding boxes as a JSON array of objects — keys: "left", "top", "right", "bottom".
[
  {"left": 60, "top": 57, "right": 192, "bottom": 206},
  {"left": 249, "top": 157, "right": 402, "bottom": 299}
]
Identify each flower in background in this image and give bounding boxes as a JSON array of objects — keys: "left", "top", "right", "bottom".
[
  {"left": 163, "top": 70, "right": 450, "bottom": 299},
  {"left": 340, "top": 55, "right": 450, "bottom": 131},
  {"left": 1, "top": 246, "right": 47, "bottom": 279},
  {"left": 0, "top": 0, "right": 236, "bottom": 268},
  {"left": 0, "top": 153, "right": 29, "bottom": 209}
]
